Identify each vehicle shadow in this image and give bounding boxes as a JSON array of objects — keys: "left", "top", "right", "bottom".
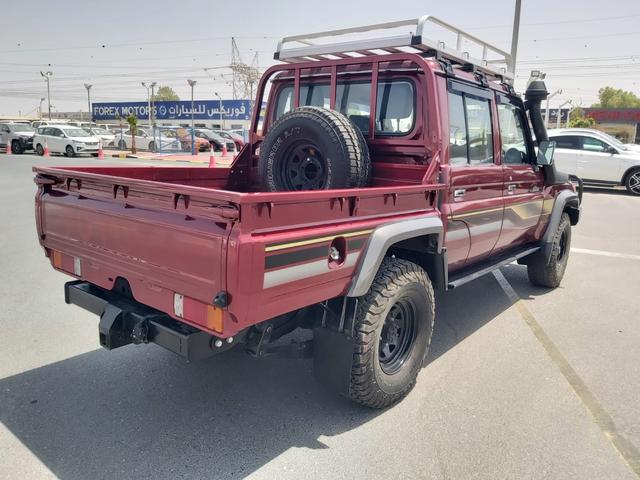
[
  {"left": 0, "top": 271, "right": 524, "bottom": 480},
  {"left": 583, "top": 186, "right": 630, "bottom": 197}
]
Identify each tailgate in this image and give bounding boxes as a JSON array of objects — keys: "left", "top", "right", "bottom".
[{"left": 34, "top": 170, "right": 237, "bottom": 334}]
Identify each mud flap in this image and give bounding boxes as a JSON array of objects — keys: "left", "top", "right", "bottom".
[{"left": 313, "top": 327, "right": 355, "bottom": 396}]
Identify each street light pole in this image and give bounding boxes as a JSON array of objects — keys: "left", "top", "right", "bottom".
[
  {"left": 40, "top": 71, "right": 53, "bottom": 120},
  {"left": 214, "top": 92, "right": 223, "bottom": 129},
  {"left": 141, "top": 82, "right": 151, "bottom": 126},
  {"left": 84, "top": 84, "right": 92, "bottom": 123},
  {"left": 39, "top": 97, "right": 45, "bottom": 120},
  {"left": 187, "top": 79, "right": 197, "bottom": 155},
  {"left": 509, "top": 0, "right": 522, "bottom": 75}
]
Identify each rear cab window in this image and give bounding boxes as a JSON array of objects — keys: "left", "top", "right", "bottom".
[{"left": 272, "top": 76, "right": 416, "bottom": 137}]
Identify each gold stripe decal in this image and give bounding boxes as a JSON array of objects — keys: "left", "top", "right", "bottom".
[{"left": 265, "top": 229, "right": 373, "bottom": 252}]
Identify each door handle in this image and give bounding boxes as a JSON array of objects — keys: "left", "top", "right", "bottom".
[
  {"left": 507, "top": 184, "right": 516, "bottom": 194},
  {"left": 453, "top": 188, "right": 466, "bottom": 198}
]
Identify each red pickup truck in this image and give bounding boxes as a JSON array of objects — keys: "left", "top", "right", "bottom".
[{"left": 33, "top": 17, "right": 581, "bottom": 408}]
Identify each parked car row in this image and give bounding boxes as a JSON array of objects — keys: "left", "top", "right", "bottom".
[{"left": 1, "top": 119, "right": 245, "bottom": 156}]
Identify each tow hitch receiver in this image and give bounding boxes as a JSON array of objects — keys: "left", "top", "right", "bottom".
[{"left": 64, "top": 281, "right": 218, "bottom": 362}]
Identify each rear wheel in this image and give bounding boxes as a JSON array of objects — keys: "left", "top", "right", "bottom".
[
  {"left": 527, "top": 213, "right": 571, "bottom": 288},
  {"left": 118, "top": 139, "right": 127, "bottom": 150},
  {"left": 624, "top": 168, "right": 640, "bottom": 196},
  {"left": 65, "top": 145, "right": 75, "bottom": 157},
  {"left": 259, "top": 106, "right": 371, "bottom": 191},
  {"left": 348, "top": 258, "right": 435, "bottom": 408},
  {"left": 35, "top": 144, "right": 44, "bottom": 156},
  {"left": 148, "top": 141, "right": 156, "bottom": 152}
]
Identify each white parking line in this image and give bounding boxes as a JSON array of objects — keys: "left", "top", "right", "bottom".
[
  {"left": 493, "top": 270, "right": 640, "bottom": 477},
  {"left": 572, "top": 247, "right": 640, "bottom": 261}
]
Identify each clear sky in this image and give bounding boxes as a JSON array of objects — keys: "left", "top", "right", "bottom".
[{"left": 1, "top": 0, "right": 639, "bottom": 116}]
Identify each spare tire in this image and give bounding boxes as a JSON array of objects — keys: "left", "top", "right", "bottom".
[{"left": 259, "top": 106, "right": 371, "bottom": 191}]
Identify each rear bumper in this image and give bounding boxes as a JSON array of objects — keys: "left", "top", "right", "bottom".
[{"left": 65, "top": 281, "right": 225, "bottom": 361}]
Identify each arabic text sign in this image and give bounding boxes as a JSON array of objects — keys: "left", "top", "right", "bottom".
[{"left": 92, "top": 100, "right": 251, "bottom": 121}]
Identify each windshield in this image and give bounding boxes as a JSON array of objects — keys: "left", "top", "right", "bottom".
[
  {"left": 63, "top": 128, "right": 92, "bottom": 137},
  {"left": 10, "top": 124, "right": 35, "bottom": 132}
]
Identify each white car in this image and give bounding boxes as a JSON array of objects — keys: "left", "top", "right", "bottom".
[
  {"left": 33, "top": 125, "right": 100, "bottom": 157},
  {"left": 548, "top": 128, "right": 640, "bottom": 195},
  {"left": 113, "top": 127, "right": 179, "bottom": 152},
  {"left": 85, "top": 126, "right": 115, "bottom": 148}
]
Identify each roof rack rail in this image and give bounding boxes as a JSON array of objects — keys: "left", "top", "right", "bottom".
[{"left": 274, "top": 16, "right": 514, "bottom": 82}]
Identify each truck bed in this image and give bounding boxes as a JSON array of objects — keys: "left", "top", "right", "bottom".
[{"left": 34, "top": 165, "right": 445, "bottom": 337}]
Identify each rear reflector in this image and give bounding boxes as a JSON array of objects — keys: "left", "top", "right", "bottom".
[
  {"left": 206, "top": 305, "right": 223, "bottom": 333},
  {"left": 52, "top": 250, "right": 62, "bottom": 269}
]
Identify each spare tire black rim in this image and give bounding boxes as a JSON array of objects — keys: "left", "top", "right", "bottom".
[
  {"left": 379, "top": 298, "right": 417, "bottom": 375},
  {"left": 279, "top": 141, "right": 327, "bottom": 190}
]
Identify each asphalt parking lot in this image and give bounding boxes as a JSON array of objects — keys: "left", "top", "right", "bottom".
[{"left": 1, "top": 153, "right": 639, "bottom": 479}]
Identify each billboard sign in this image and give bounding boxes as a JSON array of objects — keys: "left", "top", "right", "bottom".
[{"left": 92, "top": 100, "right": 251, "bottom": 121}]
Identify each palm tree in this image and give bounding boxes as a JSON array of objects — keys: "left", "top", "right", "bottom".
[{"left": 126, "top": 114, "right": 138, "bottom": 154}]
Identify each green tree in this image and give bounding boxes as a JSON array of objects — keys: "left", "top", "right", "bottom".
[
  {"left": 152, "top": 85, "right": 180, "bottom": 101},
  {"left": 125, "top": 114, "right": 138, "bottom": 154},
  {"left": 568, "top": 107, "right": 596, "bottom": 128},
  {"left": 591, "top": 87, "right": 640, "bottom": 108}
]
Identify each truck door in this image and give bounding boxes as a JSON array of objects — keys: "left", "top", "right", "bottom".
[
  {"left": 494, "top": 94, "right": 544, "bottom": 250},
  {"left": 446, "top": 82, "right": 503, "bottom": 267}
]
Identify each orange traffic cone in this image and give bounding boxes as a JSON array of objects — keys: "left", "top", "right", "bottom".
[
  {"left": 6, "top": 140, "right": 11, "bottom": 155},
  {"left": 208, "top": 143, "right": 216, "bottom": 168},
  {"left": 221, "top": 143, "right": 228, "bottom": 157},
  {"left": 98, "top": 140, "right": 104, "bottom": 159},
  {"left": 43, "top": 140, "right": 50, "bottom": 157}
]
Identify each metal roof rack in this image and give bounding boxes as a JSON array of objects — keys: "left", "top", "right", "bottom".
[{"left": 274, "top": 16, "right": 514, "bottom": 82}]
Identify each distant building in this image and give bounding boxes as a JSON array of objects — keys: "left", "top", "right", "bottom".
[{"left": 584, "top": 108, "right": 640, "bottom": 144}]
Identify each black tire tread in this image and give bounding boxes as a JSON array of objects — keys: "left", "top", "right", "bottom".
[
  {"left": 527, "top": 213, "right": 571, "bottom": 288},
  {"left": 624, "top": 167, "right": 640, "bottom": 196},
  {"left": 260, "top": 106, "right": 371, "bottom": 190},
  {"left": 348, "top": 257, "right": 435, "bottom": 408}
]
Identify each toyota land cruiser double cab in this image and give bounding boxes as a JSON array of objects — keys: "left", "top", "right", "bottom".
[{"left": 33, "top": 15, "right": 581, "bottom": 408}]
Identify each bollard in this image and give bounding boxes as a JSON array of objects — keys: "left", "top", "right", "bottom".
[
  {"left": 221, "top": 143, "right": 228, "bottom": 157},
  {"left": 43, "top": 140, "right": 50, "bottom": 157},
  {"left": 6, "top": 140, "right": 11, "bottom": 155},
  {"left": 97, "top": 140, "right": 104, "bottom": 159}
]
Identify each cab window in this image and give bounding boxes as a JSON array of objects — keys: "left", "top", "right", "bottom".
[
  {"left": 497, "top": 101, "right": 531, "bottom": 164},
  {"left": 447, "top": 90, "right": 494, "bottom": 165},
  {"left": 273, "top": 79, "right": 415, "bottom": 136},
  {"left": 553, "top": 136, "right": 582, "bottom": 150}
]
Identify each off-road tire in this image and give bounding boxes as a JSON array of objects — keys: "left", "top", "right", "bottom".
[
  {"left": 527, "top": 213, "right": 571, "bottom": 288},
  {"left": 35, "top": 144, "right": 44, "bottom": 156},
  {"left": 348, "top": 258, "right": 435, "bottom": 408},
  {"left": 624, "top": 168, "right": 640, "bottom": 196},
  {"left": 65, "top": 145, "right": 75, "bottom": 157},
  {"left": 259, "top": 106, "right": 371, "bottom": 191},
  {"left": 11, "top": 140, "right": 23, "bottom": 155}
]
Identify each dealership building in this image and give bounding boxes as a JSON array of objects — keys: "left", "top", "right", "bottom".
[
  {"left": 583, "top": 108, "right": 640, "bottom": 144},
  {"left": 91, "top": 99, "right": 252, "bottom": 131}
]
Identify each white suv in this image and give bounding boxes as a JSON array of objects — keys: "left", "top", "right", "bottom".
[
  {"left": 548, "top": 128, "right": 640, "bottom": 195},
  {"left": 33, "top": 125, "right": 100, "bottom": 157}
]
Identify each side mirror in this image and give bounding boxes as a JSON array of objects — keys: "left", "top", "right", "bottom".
[
  {"left": 537, "top": 140, "right": 556, "bottom": 166},
  {"left": 606, "top": 145, "right": 618, "bottom": 154}
]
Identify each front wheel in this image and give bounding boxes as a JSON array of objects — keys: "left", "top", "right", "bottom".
[
  {"left": 65, "top": 145, "right": 75, "bottom": 157},
  {"left": 35, "top": 144, "right": 44, "bottom": 156},
  {"left": 348, "top": 257, "right": 435, "bottom": 408},
  {"left": 148, "top": 141, "right": 156, "bottom": 152},
  {"left": 117, "top": 139, "right": 127, "bottom": 150},
  {"left": 11, "top": 140, "right": 23, "bottom": 154},
  {"left": 527, "top": 213, "right": 571, "bottom": 288},
  {"left": 624, "top": 169, "right": 640, "bottom": 196}
]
